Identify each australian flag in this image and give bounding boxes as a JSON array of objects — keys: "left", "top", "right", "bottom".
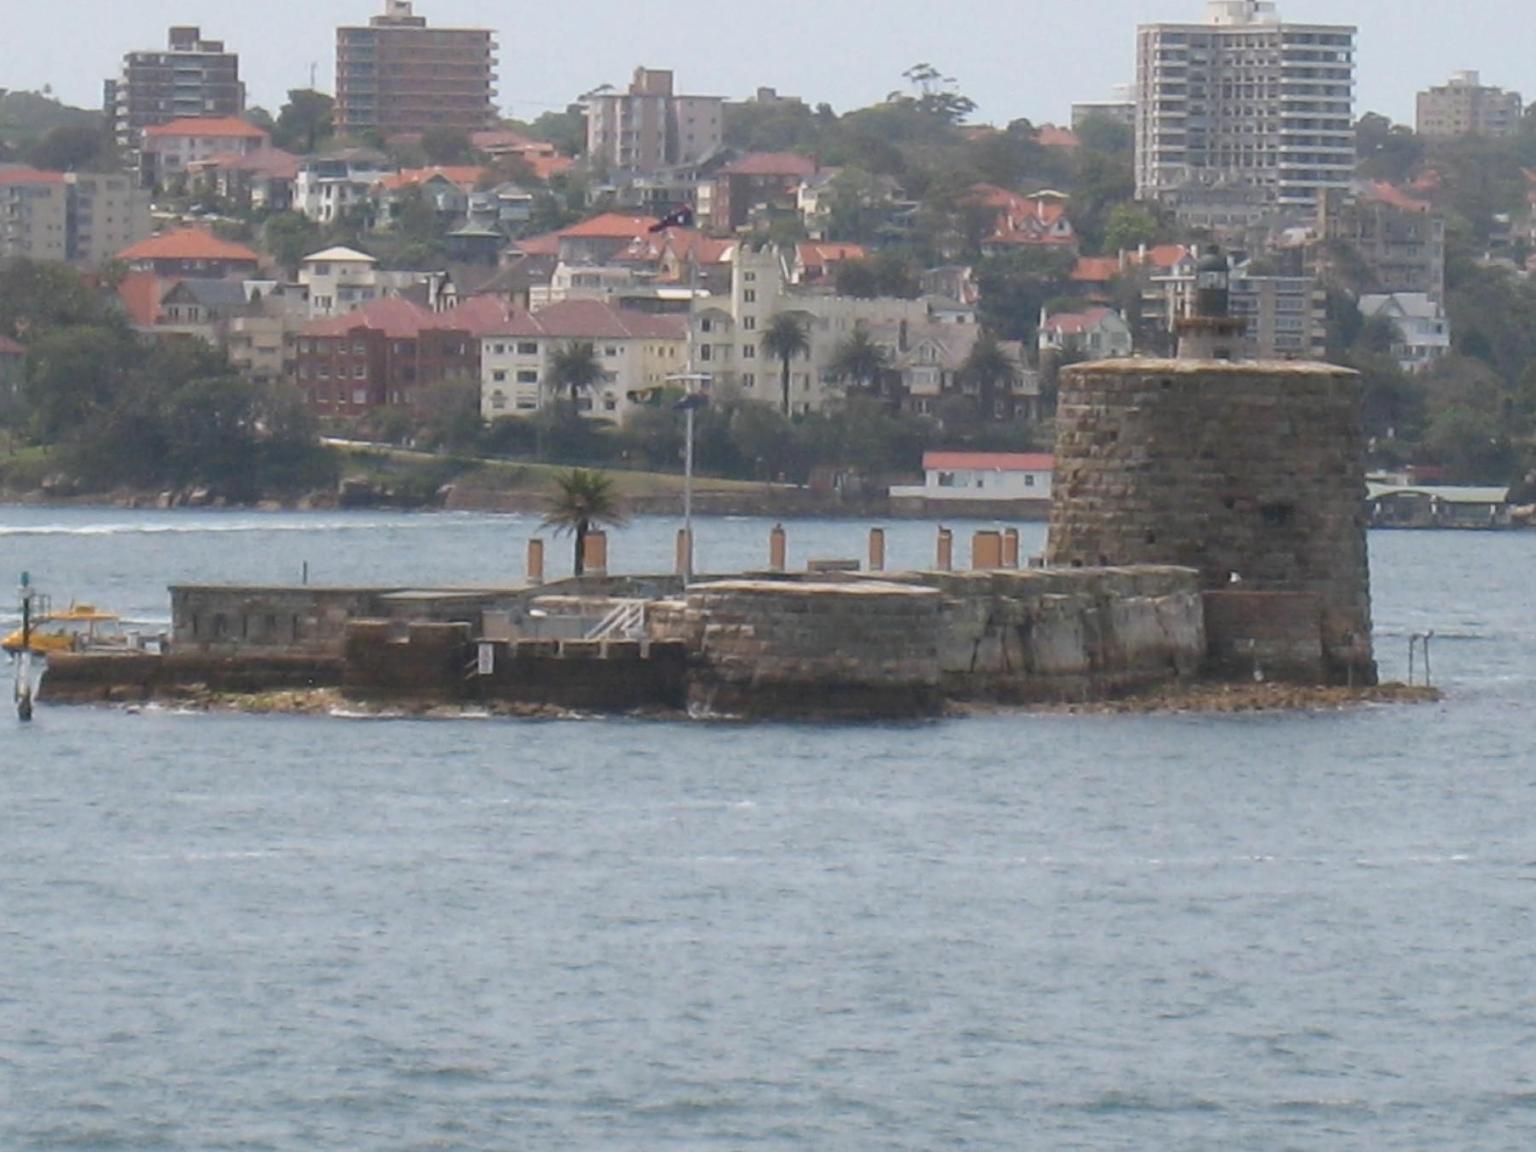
[{"left": 650, "top": 204, "right": 695, "bottom": 232}]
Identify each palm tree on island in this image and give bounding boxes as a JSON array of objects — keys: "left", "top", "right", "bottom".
[
  {"left": 828, "top": 322, "right": 892, "bottom": 404},
  {"left": 542, "top": 468, "right": 628, "bottom": 576},
  {"left": 760, "top": 311, "right": 811, "bottom": 418},
  {"left": 958, "top": 332, "right": 1021, "bottom": 421},
  {"left": 546, "top": 340, "right": 606, "bottom": 414}
]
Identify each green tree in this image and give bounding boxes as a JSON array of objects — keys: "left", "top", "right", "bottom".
[
  {"left": 274, "top": 89, "right": 335, "bottom": 153},
  {"left": 24, "top": 122, "right": 114, "bottom": 171},
  {"left": 957, "top": 332, "right": 1021, "bottom": 420},
  {"left": 1075, "top": 114, "right": 1133, "bottom": 157},
  {"left": 1355, "top": 112, "right": 1423, "bottom": 184},
  {"left": 262, "top": 212, "right": 322, "bottom": 274},
  {"left": 527, "top": 107, "right": 586, "bottom": 157},
  {"left": 22, "top": 325, "right": 133, "bottom": 439},
  {"left": 422, "top": 127, "right": 474, "bottom": 165},
  {"left": 545, "top": 341, "right": 606, "bottom": 412},
  {"left": 541, "top": 468, "right": 628, "bottom": 576},
  {"left": 1102, "top": 202, "right": 1168, "bottom": 254},
  {"left": 760, "top": 312, "right": 811, "bottom": 417},
  {"left": 828, "top": 324, "right": 892, "bottom": 403},
  {"left": 974, "top": 248, "right": 1075, "bottom": 342}
]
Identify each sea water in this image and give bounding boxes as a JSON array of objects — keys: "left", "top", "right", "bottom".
[{"left": 2, "top": 508, "right": 1534, "bottom": 1150}]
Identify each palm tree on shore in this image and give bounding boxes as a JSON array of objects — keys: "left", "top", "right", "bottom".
[
  {"left": 760, "top": 311, "right": 811, "bottom": 418},
  {"left": 546, "top": 341, "right": 606, "bottom": 414},
  {"left": 541, "top": 468, "right": 628, "bottom": 576},
  {"left": 958, "top": 332, "right": 1021, "bottom": 421},
  {"left": 828, "top": 323, "right": 891, "bottom": 403}
]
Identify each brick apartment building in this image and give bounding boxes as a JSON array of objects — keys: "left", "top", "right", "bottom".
[
  {"left": 294, "top": 296, "right": 507, "bottom": 413},
  {"left": 336, "top": 1, "right": 498, "bottom": 137}
]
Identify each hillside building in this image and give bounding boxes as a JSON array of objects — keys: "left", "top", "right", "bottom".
[
  {"left": 585, "top": 68, "right": 724, "bottom": 174},
  {"left": 336, "top": 1, "right": 497, "bottom": 137},
  {"left": 140, "top": 116, "right": 270, "bottom": 189},
  {"left": 0, "top": 168, "right": 152, "bottom": 265},
  {"left": 1416, "top": 72, "right": 1523, "bottom": 139},
  {"left": 107, "top": 27, "right": 245, "bottom": 180},
  {"left": 1135, "top": 1, "right": 1356, "bottom": 211}
]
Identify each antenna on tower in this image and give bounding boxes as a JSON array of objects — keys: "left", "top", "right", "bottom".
[{"left": 309, "top": 62, "right": 318, "bottom": 91}]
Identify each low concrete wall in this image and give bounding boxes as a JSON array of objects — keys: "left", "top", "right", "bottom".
[
  {"left": 41, "top": 651, "right": 342, "bottom": 704},
  {"left": 474, "top": 639, "right": 688, "bottom": 712}
]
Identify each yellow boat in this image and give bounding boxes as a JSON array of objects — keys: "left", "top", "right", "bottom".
[{"left": 3, "top": 604, "right": 127, "bottom": 656}]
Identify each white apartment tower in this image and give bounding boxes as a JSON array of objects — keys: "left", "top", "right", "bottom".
[{"left": 1136, "top": 1, "right": 1356, "bottom": 210}]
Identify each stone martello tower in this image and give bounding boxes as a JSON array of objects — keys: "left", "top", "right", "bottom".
[{"left": 1045, "top": 246, "right": 1376, "bottom": 685}]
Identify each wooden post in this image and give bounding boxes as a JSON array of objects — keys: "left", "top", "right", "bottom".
[
  {"left": 526, "top": 538, "right": 545, "bottom": 585},
  {"left": 869, "top": 527, "right": 886, "bottom": 573},
  {"left": 1003, "top": 528, "right": 1021, "bottom": 569},
  {"left": 676, "top": 528, "right": 693, "bottom": 577},
  {"left": 972, "top": 530, "right": 1003, "bottom": 571},
  {"left": 936, "top": 528, "right": 953, "bottom": 572},
  {"left": 583, "top": 531, "right": 608, "bottom": 576},
  {"left": 769, "top": 523, "right": 787, "bottom": 572}
]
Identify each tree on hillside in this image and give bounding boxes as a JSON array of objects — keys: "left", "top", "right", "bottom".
[
  {"left": 262, "top": 212, "right": 322, "bottom": 275},
  {"left": 760, "top": 312, "right": 811, "bottom": 418},
  {"left": 958, "top": 332, "right": 1021, "bottom": 421},
  {"left": 24, "top": 122, "right": 114, "bottom": 172},
  {"left": 828, "top": 324, "right": 892, "bottom": 404},
  {"left": 546, "top": 341, "right": 606, "bottom": 412},
  {"left": 0, "top": 257, "right": 123, "bottom": 339},
  {"left": 1075, "top": 114, "right": 1133, "bottom": 157},
  {"left": 974, "top": 248, "right": 1076, "bottom": 343},
  {"left": 274, "top": 89, "right": 335, "bottom": 153},
  {"left": 527, "top": 107, "right": 586, "bottom": 157},
  {"left": 541, "top": 468, "right": 627, "bottom": 576},
  {"left": 20, "top": 325, "right": 135, "bottom": 439},
  {"left": 1103, "top": 202, "right": 1170, "bottom": 254},
  {"left": 1355, "top": 112, "right": 1423, "bottom": 185},
  {"left": 422, "top": 128, "right": 474, "bottom": 165}
]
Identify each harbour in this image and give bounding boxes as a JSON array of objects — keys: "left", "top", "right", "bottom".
[{"left": 2, "top": 507, "right": 1533, "bottom": 1151}]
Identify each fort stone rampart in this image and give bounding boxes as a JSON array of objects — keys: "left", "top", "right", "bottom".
[{"left": 1046, "top": 359, "right": 1376, "bottom": 685}]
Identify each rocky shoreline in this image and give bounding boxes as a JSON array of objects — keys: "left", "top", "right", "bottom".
[{"left": 74, "top": 680, "right": 1444, "bottom": 722}]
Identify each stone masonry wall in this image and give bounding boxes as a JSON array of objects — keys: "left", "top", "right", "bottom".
[
  {"left": 656, "top": 580, "right": 948, "bottom": 719},
  {"left": 1046, "top": 360, "right": 1376, "bottom": 685},
  {"left": 879, "top": 567, "right": 1206, "bottom": 702},
  {"left": 651, "top": 567, "right": 1206, "bottom": 715}
]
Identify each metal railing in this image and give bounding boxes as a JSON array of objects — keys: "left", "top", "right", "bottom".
[{"left": 585, "top": 600, "right": 647, "bottom": 643}]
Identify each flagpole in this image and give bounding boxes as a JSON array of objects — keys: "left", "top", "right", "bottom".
[{"left": 660, "top": 206, "right": 707, "bottom": 585}]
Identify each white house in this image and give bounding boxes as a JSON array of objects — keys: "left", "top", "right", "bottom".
[
  {"left": 480, "top": 299, "right": 688, "bottom": 421},
  {"left": 889, "top": 451, "right": 1055, "bottom": 504},
  {"left": 294, "top": 151, "right": 395, "bottom": 225},
  {"left": 1038, "top": 307, "right": 1134, "bottom": 359},
  {"left": 297, "top": 247, "right": 442, "bottom": 319},
  {"left": 1359, "top": 292, "right": 1452, "bottom": 373}
]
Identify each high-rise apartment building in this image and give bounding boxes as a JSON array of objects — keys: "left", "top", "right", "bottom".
[
  {"left": 1416, "top": 72, "right": 1523, "bottom": 139},
  {"left": 1135, "top": 1, "right": 1356, "bottom": 211},
  {"left": 585, "top": 68, "right": 725, "bottom": 174},
  {"left": 0, "top": 168, "right": 152, "bottom": 265},
  {"left": 106, "top": 27, "right": 245, "bottom": 177},
  {"left": 336, "top": 1, "right": 497, "bottom": 138}
]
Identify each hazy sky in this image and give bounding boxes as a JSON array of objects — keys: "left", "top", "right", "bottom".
[{"left": 4, "top": 1, "right": 1529, "bottom": 127}]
